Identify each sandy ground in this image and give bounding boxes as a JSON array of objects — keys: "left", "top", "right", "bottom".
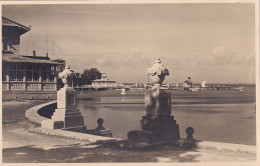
[{"left": 2, "top": 100, "right": 256, "bottom": 163}]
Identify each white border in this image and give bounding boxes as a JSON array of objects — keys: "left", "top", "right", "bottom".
[{"left": 0, "top": 1, "right": 259, "bottom": 166}]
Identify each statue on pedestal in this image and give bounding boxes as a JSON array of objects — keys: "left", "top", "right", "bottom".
[
  {"left": 41, "top": 64, "right": 86, "bottom": 132},
  {"left": 147, "top": 58, "right": 169, "bottom": 88},
  {"left": 59, "top": 65, "right": 75, "bottom": 88},
  {"left": 127, "top": 58, "right": 180, "bottom": 144}
]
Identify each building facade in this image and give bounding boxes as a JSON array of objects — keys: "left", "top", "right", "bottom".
[
  {"left": 91, "top": 73, "right": 117, "bottom": 89},
  {"left": 2, "top": 17, "right": 64, "bottom": 100}
]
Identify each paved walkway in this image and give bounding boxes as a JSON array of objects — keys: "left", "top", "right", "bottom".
[{"left": 3, "top": 120, "right": 257, "bottom": 163}]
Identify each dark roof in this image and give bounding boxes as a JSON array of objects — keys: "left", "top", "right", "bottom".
[
  {"left": 2, "top": 16, "right": 31, "bottom": 35},
  {"left": 52, "top": 58, "right": 66, "bottom": 63},
  {"left": 2, "top": 54, "right": 63, "bottom": 65},
  {"left": 92, "top": 79, "right": 116, "bottom": 82},
  {"left": 22, "top": 55, "right": 50, "bottom": 60}
]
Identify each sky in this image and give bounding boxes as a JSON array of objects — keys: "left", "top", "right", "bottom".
[{"left": 2, "top": 3, "right": 256, "bottom": 83}]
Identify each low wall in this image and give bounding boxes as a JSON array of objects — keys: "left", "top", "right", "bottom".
[
  {"left": 25, "top": 100, "right": 57, "bottom": 125},
  {"left": 2, "top": 91, "right": 57, "bottom": 101},
  {"left": 37, "top": 102, "right": 57, "bottom": 119},
  {"left": 25, "top": 100, "right": 256, "bottom": 155}
]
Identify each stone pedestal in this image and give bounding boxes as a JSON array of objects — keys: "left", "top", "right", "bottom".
[
  {"left": 42, "top": 87, "right": 86, "bottom": 132},
  {"left": 86, "top": 118, "right": 113, "bottom": 137},
  {"left": 127, "top": 88, "right": 180, "bottom": 144}
]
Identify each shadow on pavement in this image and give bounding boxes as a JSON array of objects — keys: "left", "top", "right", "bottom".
[{"left": 3, "top": 140, "right": 200, "bottom": 163}]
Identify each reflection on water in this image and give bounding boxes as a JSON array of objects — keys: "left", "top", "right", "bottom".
[
  {"left": 78, "top": 91, "right": 256, "bottom": 145},
  {"left": 79, "top": 96, "right": 145, "bottom": 139}
]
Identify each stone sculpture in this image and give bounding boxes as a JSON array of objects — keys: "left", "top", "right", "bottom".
[
  {"left": 127, "top": 58, "right": 180, "bottom": 144},
  {"left": 147, "top": 58, "right": 169, "bottom": 87},
  {"left": 42, "top": 65, "right": 86, "bottom": 132},
  {"left": 58, "top": 64, "right": 74, "bottom": 88}
]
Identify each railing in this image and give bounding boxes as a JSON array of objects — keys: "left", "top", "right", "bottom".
[
  {"left": 43, "top": 83, "right": 57, "bottom": 91},
  {"left": 2, "top": 82, "right": 9, "bottom": 91},
  {"left": 2, "top": 82, "right": 57, "bottom": 91},
  {"left": 27, "top": 83, "right": 41, "bottom": 91},
  {"left": 10, "top": 83, "right": 25, "bottom": 91}
]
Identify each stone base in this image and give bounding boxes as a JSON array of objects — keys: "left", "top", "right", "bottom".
[
  {"left": 141, "top": 115, "right": 179, "bottom": 133},
  {"left": 87, "top": 129, "right": 113, "bottom": 137},
  {"left": 41, "top": 107, "right": 86, "bottom": 130},
  {"left": 127, "top": 115, "right": 180, "bottom": 144},
  {"left": 41, "top": 109, "right": 86, "bottom": 131},
  {"left": 41, "top": 119, "right": 87, "bottom": 133},
  {"left": 145, "top": 89, "right": 171, "bottom": 116},
  {"left": 41, "top": 86, "right": 87, "bottom": 133},
  {"left": 64, "top": 115, "right": 86, "bottom": 128},
  {"left": 41, "top": 119, "right": 64, "bottom": 129},
  {"left": 62, "top": 126, "right": 87, "bottom": 133}
]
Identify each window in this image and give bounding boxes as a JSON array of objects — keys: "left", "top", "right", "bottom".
[
  {"left": 2, "top": 70, "right": 6, "bottom": 81},
  {"left": 33, "top": 65, "right": 39, "bottom": 70},
  {"left": 43, "top": 72, "right": 48, "bottom": 82},
  {"left": 10, "top": 64, "right": 17, "bottom": 70},
  {"left": 2, "top": 64, "right": 7, "bottom": 81},
  {"left": 43, "top": 72, "right": 55, "bottom": 82},
  {"left": 17, "top": 71, "right": 23, "bottom": 81},
  {"left": 43, "top": 65, "right": 51, "bottom": 71},
  {"left": 2, "top": 38, "right": 8, "bottom": 51},
  {"left": 33, "top": 72, "right": 39, "bottom": 82},
  {"left": 25, "top": 64, "right": 40, "bottom": 82},
  {"left": 10, "top": 71, "right": 23, "bottom": 82},
  {"left": 26, "top": 72, "right": 32, "bottom": 81},
  {"left": 10, "top": 71, "right": 17, "bottom": 81},
  {"left": 26, "top": 65, "right": 32, "bottom": 70},
  {"left": 50, "top": 72, "right": 54, "bottom": 82},
  {"left": 51, "top": 66, "right": 55, "bottom": 71},
  {"left": 17, "top": 65, "right": 23, "bottom": 70},
  {"left": 9, "top": 64, "right": 24, "bottom": 82}
]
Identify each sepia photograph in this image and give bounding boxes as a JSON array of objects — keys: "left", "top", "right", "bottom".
[{"left": 1, "top": 0, "right": 259, "bottom": 164}]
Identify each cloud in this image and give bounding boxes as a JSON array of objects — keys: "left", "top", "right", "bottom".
[
  {"left": 210, "top": 46, "right": 237, "bottom": 65},
  {"left": 208, "top": 46, "right": 255, "bottom": 66},
  {"left": 234, "top": 52, "right": 255, "bottom": 66}
]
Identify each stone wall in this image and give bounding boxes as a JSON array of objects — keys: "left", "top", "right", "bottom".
[{"left": 2, "top": 91, "right": 57, "bottom": 101}]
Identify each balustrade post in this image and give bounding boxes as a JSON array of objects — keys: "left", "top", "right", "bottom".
[
  {"left": 23, "top": 65, "right": 27, "bottom": 91},
  {"left": 6, "top": 65, "right": 10, "bottom": 91}
]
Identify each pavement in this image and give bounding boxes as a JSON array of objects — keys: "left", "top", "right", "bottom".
[
  {"left": 3, "top": 119, "right": 257, "bottom": 163},
  {"left": 1, "top": 100, "right": 258, "bottom": 163}
]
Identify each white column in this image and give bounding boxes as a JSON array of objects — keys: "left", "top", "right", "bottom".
[
  {"left": 39, "top": 65, "right": 43, "bottom": 91},
  {"left": 6, "top": 64, "right": 10, "bottom": 91},
  {"left": 23, "top": 65, "right": 27, "bottom": 91}
]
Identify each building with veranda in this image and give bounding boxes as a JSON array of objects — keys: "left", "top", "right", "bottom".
[
  {"left": 91, "top": 73, "right": 117, "bottom": 89},
  {"left": 2, "top": 16, "right": 64, "bottom": 100}
]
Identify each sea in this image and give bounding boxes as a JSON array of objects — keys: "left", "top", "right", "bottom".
[{"left": 77, "top": 86, "right": 256, "bottom": 145}]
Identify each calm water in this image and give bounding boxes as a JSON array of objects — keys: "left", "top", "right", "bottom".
[{"left": 78, "top": 89, "right": 256, "bottom": 145}]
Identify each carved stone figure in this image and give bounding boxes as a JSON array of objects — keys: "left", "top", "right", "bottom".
[
  {"left": 147, "top": 58, "right": 169, "bottom": 87},
  {"left": 59, "top": 64, "right": 75, "bottom": 88},
  {"left": 42, "top": 64, "right": 86, "bottom": 132},
  {"left": 127, "top": 58, "right": 180, "bottom": 144}
]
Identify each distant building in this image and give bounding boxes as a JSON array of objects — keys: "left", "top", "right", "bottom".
[
  {"left": 52, "top": 58, "right": 66, "bottom": 72},
  {"left": 183, "top": 77, "right": 193, "bottom": 90},
  {"left": 91, "top": 73, "right": 117, "bottom": 89},
  {"left": 2, "top": 17, "right": 64, "bottom": 100}
]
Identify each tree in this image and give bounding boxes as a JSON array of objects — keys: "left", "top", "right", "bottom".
[{"left": 80, "top": 68, "right": 102, "bottom": 85}]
